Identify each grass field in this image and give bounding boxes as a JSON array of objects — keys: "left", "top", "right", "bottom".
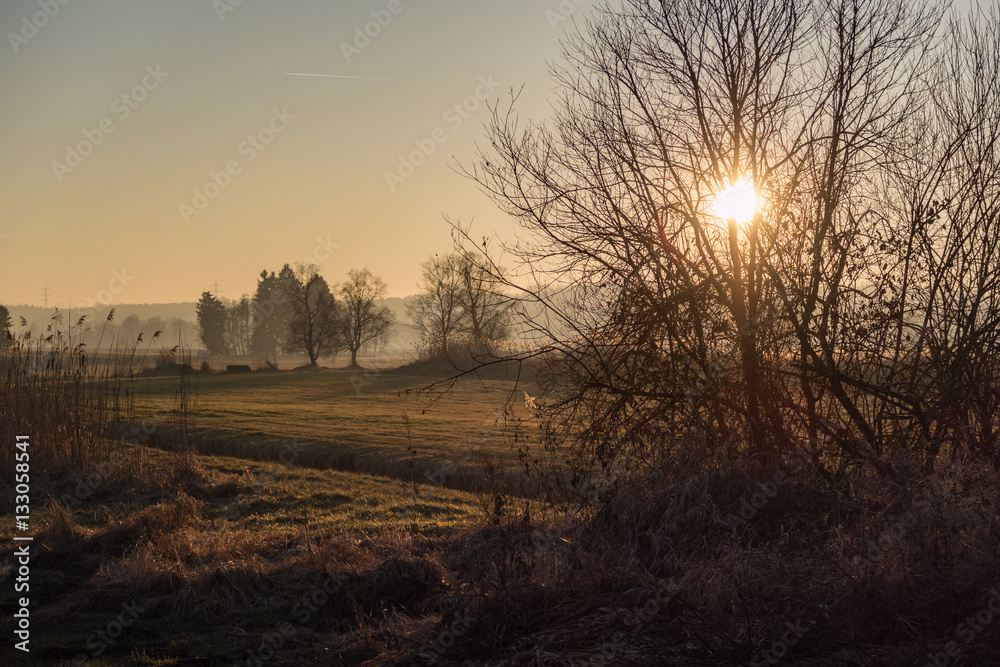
[
  {"left": 5, "top": 361, "right": 1000, "bottom": 665},
  {"left": 130, "top": 367, "right": 537, "bottom": 488},
  {"left": 1, "top": 364, "right": 549, "bottom": 666},
  {"left": 1, "top": 445, "right": 486, "bottom": 666}
]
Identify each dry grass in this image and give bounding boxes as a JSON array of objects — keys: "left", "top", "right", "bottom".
[
  {"left": 4, "top": 319, "right": 1000, "bottom": 665},
  {"left": 3, "top": 437, "right": 1000, "bottom": 665}
]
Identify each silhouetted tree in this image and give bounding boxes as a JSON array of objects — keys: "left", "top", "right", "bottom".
[
  {"left": 409, "top": 254, "right": 464, "bottom": 358},
  {"left": 225, "top": 296, "right": 253, "bottom": 356},
  {"left": 285, "top": 265, "right": 340, "bottom": 366},
  {"left": 276, "top": 264, "right": 300, "bottom": 352},
  {"left": 337, "top": 268, "right": 395, "bottom": 368},
  {"left": 454, "top": 250, "right": 512, "bottom": 344},
  {"left": 467, "top": 0, "right": 1000, "bottom": 475},
  {"left": 196, "top": 292, "right": 227, "bottom": 356},
  {"left": 0, "top": 305, "right": 11, "bottom": 350},
  {"left": 251, "top": 269, "right": 288, "bottom": 360},
  {"left": 119, "top": 314, "right": 141, "bottom": 345}
]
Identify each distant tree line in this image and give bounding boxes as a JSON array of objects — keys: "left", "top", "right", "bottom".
[
  {"left": 115, "top": 314, "right": 196, "bottom": 349},
  {"left": 0, "top": 304, "right": 196, "bottom": 353},
  {"left": 195, "top": 252, "right": 515, "bottom": 367},
  {"left": 196, "top": 264, "right": 395, "bottom": 368}
]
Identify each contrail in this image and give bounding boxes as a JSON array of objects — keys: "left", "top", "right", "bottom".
[{"left": 283, "top": 72, "right": 389, "bottom": 80}]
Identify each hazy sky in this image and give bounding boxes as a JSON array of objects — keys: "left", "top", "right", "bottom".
[
  {"left": 1, "top": 0, "right": 978, "bottom": 309},
  {"left": 1, "top": 0, "right": 597, "bottom": 307}
]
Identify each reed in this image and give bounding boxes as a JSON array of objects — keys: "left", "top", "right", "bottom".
[{"left": 0, "top": 309, "right": 182, "bottom": 484}]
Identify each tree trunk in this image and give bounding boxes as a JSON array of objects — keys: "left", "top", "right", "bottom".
[{"left": 728, "top": 220, "right": 768, "bottom": 461}]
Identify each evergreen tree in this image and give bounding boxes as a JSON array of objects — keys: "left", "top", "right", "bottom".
[
  {"left": 196, "top": 291, "right": 227, "bottom": 356},
  {"left": 251, "top": 270, "right": 285, "bottom": 359},
  {"left": 0, "top": 305, "right": 11, "bottom": 350}
]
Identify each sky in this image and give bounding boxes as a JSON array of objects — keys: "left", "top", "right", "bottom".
[
  {"left": 1, "top": 0, "right": 979, "bottom": 310},
  {"left": 0, "top": 0, "right": 598, "bottom": 307}
]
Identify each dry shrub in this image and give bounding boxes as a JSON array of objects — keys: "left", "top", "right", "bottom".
[{"left": 398, "top": 448, "right": 1000, "bottom": 665}]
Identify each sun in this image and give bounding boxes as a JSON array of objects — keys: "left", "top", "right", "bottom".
[{"left": 712, "top": 179, "right": 759, "bottom": 225}]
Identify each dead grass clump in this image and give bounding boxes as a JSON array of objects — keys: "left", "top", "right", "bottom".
[
  {"left": 168, "top": 450, "right": 209, "bottom": 490},
  {"left": 90, "top": 491, "right": 203, "bottom": 557},
  {"left": 19, "top": 502, "right": 102, "bottom": 584},
  {"left": 182, "top": 561, "right": 273, "bottom": 619},
  {"left": 183, "top": 466, "right": 278, "bottom": 502},
  {"left": 38, "top": 497, "right": 87, "bottom": 541},
  {"left": 356, "top": 556, "right": 449, "bottom": 619}
]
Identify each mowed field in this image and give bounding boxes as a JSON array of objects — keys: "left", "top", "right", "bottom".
[
  {"left": 0, "top": 446, "right": 490, "bottom": 666},
  {"left": 1, "top": 366, "right": 540, "bottom": 665},
  {"left": 130, "top": 366, "right": 538, "bottom": 487}
]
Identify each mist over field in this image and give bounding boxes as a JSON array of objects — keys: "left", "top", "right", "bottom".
[{"left": 3, "top": 297, "right": 422, "bottom": 359}]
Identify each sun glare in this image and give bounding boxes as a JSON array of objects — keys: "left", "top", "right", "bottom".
[{"left": 712, "top": 179, "right": 759, "bottom": 225}]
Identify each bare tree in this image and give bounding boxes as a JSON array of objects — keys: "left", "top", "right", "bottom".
[
  {"left": 454, "top": 250, "right": 512, "bottom": 344},
  {"left": 465, "top": 0, "right": 1000, "bottom": 476},
  {"left": 337, "top": 268, "right": 394, "bottom": 369},
  {"left": 408, "top": 254, "right": 465, "bottom": 358},
  {"left": 285, "top": 264, "right": 341, "bottom": 366},
  {"left": 225, "top": 295, "right": 253, "bottom": 357}
]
